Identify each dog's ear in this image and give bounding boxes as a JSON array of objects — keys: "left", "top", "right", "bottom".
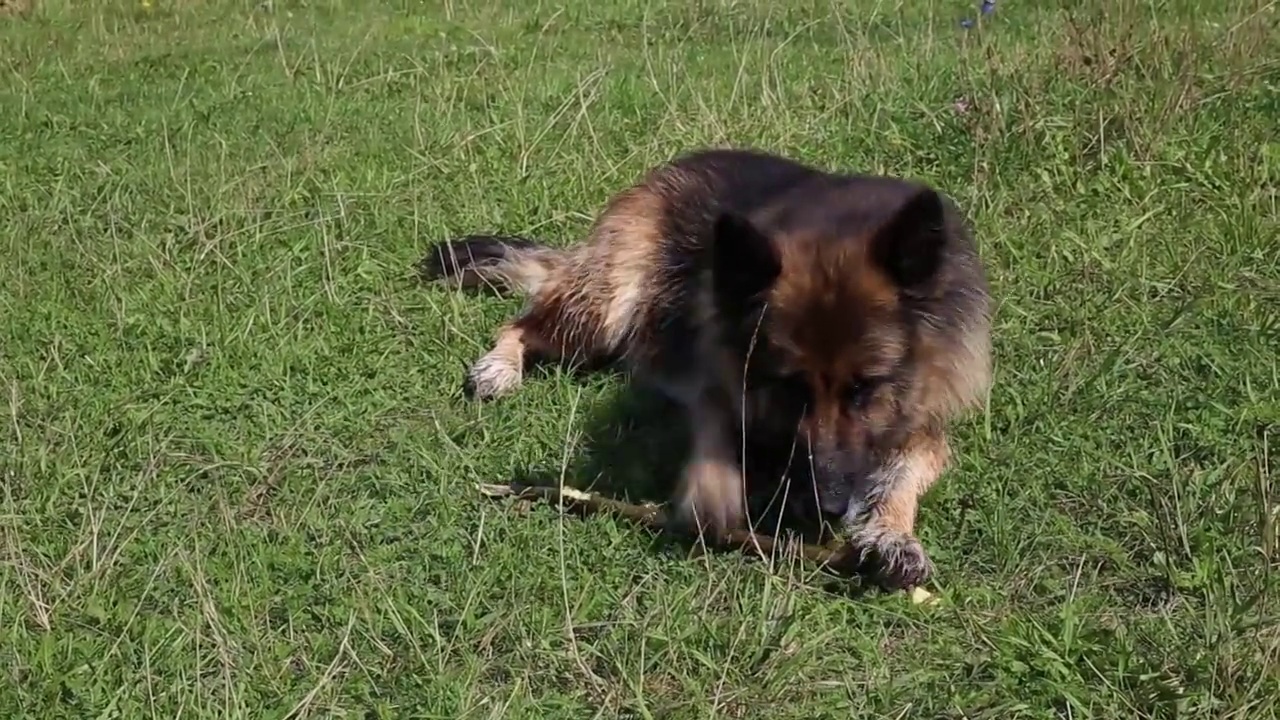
[
  {"left": 871, "top": 188, "right": 948, "bottom": 289},
  {"left": 711, "top": 212, "right": 782, "bottom": 309}
]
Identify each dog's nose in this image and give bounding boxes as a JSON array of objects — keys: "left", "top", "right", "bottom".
[{"left": 818, "top": 488, "right": 850, "bottom": 516}]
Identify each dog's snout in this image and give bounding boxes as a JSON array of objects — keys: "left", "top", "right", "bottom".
[
  {"left": 818, "top": 489, "right": 849, "bottom": 516},
  {"left": 815, "top": 460, "right": 851, "bottom": 515}
]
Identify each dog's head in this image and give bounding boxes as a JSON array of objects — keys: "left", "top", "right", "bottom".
[{"left": 709, "top": 177, "right": 985, "bottom": 518}]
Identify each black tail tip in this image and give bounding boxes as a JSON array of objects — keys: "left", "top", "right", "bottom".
[{"left": 417, "top": 234, "right": 538, "bottom": 282}]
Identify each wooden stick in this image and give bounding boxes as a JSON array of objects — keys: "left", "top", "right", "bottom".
[{"left": 476, "top": 481, "right": 939, "bottom": 605}]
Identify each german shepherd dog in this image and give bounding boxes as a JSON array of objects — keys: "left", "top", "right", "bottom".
[{"left": 420, "top": 148, "right": 991, "bottom": 590}]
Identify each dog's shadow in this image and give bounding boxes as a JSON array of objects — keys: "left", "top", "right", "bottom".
[{"left": 511, "top": 369, "right": 882, "bottom": 599}]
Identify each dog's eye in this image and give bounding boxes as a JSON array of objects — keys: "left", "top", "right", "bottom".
[{"left": 841, "top": 380, "right": 872, "bottom": 407}]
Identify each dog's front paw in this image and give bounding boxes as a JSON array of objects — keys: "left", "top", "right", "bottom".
[
  {"left": 673, "top": 458, "right": 745, "bottom": 539},
  {"left": 855, "top": 530, "right": 933, "bottom": 591}
]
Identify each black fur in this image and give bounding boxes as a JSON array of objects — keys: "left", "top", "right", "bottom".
[
  {"left": 710, "top": 212, "right": 782, "bottom": 315},
  {"left": 870, "top": 190, "right": 948, "bottom": 289},
  {"left": 418, "top": 234, "right": 541, "bottom": 283}
]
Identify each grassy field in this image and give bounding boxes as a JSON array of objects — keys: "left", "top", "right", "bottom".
[{"left": 2, "top": 0, "right": 1278, "bottom": 717}]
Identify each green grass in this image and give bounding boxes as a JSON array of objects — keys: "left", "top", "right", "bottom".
[{"left": 2, "top": 0, "right": 1278, "bottom": 717}]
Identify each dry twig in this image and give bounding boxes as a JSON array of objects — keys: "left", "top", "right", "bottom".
[{"left": 476, "top": 481, "right": 938, "bottom": 605}]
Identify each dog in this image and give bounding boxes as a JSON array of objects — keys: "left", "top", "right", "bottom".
[{"left": 420, "top": 148, "right": 992, "bottom": 590}]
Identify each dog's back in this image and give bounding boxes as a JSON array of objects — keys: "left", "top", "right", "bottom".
[{"left": 420, "top": 149, "right": 830, "bottom": 390}]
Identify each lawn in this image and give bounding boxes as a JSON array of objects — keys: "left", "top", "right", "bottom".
[{"left": 1, "top": 0, "right": 1277, "bottom": 717}]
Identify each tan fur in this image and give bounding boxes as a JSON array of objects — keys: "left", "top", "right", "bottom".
[
  {"left": 845, "top": 430, "right": 952, "bottom": 583},
  {"left": 467, "top": 323, "right": 528, "bottom": 399},
  {"left": 590, "top": 188, "right": 667, "bottom": 349}
]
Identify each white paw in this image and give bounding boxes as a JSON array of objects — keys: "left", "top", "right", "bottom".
[
  {"left": 464, "top": 351, "right": 522, "bottom": 400},
  {"left": 673, "top": 458, "right": 745, "bottom": 537}
]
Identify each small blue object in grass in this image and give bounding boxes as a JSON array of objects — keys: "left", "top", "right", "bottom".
[{"left": 960, "top": 0, "right": 994, "bottom": 28}]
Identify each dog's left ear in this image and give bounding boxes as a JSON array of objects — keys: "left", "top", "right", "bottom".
[
  {"left": 871, "top": 188, "right": 949, "bottom": 289},
  {"left": 711, "top": 212, "right": 782, "bottom": 308}
]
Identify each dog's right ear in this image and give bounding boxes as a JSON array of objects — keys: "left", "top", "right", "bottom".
[
  {"left": 871, "top": 188, "right": 948, "bottom": 289},
  {"left": 711, "top": 212, "right": 781, "bottom": 309}
]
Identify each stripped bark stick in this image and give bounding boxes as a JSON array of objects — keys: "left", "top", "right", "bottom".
[
  {"left": 477, "top": 481, "right": 855, "bottom": 570},
  {"left": 476, "top": 481, "right": 939, "bottom": 605}
]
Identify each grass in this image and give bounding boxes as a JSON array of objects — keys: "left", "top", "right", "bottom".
[{"left": 1, "top": 0, "right": 1278, "bottom": 717}]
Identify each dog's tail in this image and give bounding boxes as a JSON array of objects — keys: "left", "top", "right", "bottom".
[{"left": 419, "top": 235, "right": 568, "bottom": 297}]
